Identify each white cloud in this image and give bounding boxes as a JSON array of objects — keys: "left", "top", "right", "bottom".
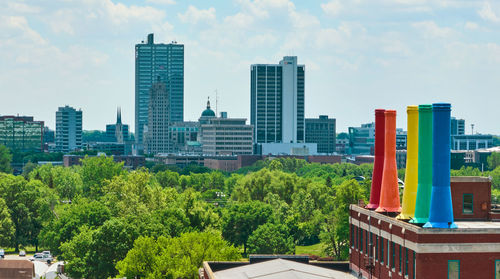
[
  {"left": 6, "top": 2, "right": 41, "bottom": 13},
  {"left": 224, "top": 12, "right": 254, "bottom": 29},
  {"left": 146, "top": 0, "right": 176, "bottom": 5},
  {"left": 321, "top": 1, "right": 342, "bottom": 17},
  {"left": 178, "top": 5, "right": 216, "bottom": 24},
  {"left": 478, "top": 2, "right": 500, "bottom": 23},
  {"left": 465, "top": 21, "right": 478, "bottom": 30},
  {"left": 412, "top": 21, "right": 454, "bottom": 38},
  {"left": 100, "top": 0, "right": 166, "bottom": 25}
]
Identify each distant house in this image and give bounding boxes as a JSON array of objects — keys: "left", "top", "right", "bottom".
[{"left": 0, "top": 260, "right": 34, "bottom": 279}]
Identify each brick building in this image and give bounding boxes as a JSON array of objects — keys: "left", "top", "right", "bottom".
[{"left": 350, "top": 176, "right": 500, "bottom": 279}]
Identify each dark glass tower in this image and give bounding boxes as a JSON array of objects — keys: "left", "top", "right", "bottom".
[
  {"left": 250, "top": 56, "right": 304, "bottom": 144},
  {"left": 135, "top": 33, "right": 184, "bottom": 147}
]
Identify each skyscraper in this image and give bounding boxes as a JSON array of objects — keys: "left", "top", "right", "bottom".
[
  {"left": 135, "top": 33, "right": 184, "bottom": 149},
  {"left": 56, "top": 106, "right": 82, "bottom": 152},
  {"left": 144, "top": 79, "right": 170, "bottom": 154},
  {"left": 250, "top": 56, "right": 304, "bottom": 144},
  {"left": 0, "top": 116, "right": 44, "bottom": 152}
]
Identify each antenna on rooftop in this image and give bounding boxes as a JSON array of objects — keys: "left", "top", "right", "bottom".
[
  {"left": 471, "top": 124, "right": 474, "bottom": 135},
  {"left": 215, "top": 89, "right": 218, "bottom": 117}
]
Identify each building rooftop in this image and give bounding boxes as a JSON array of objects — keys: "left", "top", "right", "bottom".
[{"left": 208, "top": 258, "right": 355, "bottom": 279}]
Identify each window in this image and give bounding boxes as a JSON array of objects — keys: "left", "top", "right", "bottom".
[
  {"left": 380, "top": 237, "right": 384, "bottom": 264},
  {"left": 387, "top": 240, "right": 391, "bottom": 267},
  {"left": 360, "top": 228, "right": 363, "bottom": 253},
  {"left": 405, "top": 248, "right": 409, "bottom": 276},
  {"left": 399, "top": 245, "right": 402, "bottom": 273},
  {"left": 496, "top": 260, "right": 500, "bottom": 279},
  {"left": 463, "top": 194, "right": 473, "bottom": 214},
  {"left": 366, "top": 231, "right": 369, "bottom": 254},
  {"left": 369, "top": 232, "right": 373, "bottom": 257},
  {"left": 351, "top": 226, "right": 354, "bottom": 248},
  {"left": 448, "top": 260, "right": 460, "bottom": 279},
  {"left": 413, "top": 251, "right": 416, "bottom": 279},
  {"left": 375, "top": 235, "right": 379, "bottom": 261},
  {"left": 391, "top": 242, "right": 395, "bottom": 269}
]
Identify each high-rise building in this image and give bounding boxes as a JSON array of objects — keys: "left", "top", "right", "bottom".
[
  {"left": 451, "top": 117, "right": 465, "bottom": 136},
  {"left": 56, "top": 106, "right": 82, "bottom": 152},
  {"left": 106, "top": 107, "right": 130, "bottom": 143},
  {"left": 135, "top": 33, "right": 184, "bottom": 148},
  {"left": 0, "top": 116, "right": 44, "bottom": 152},
  {"left": 305, "top": 115, "right": 336, "bottom": 154},
  {"left": 250, "top": 56, "right": 305, "bottom": 144},
  {"left": 144, "top": 80, "right": 170, "bottom": 154}
]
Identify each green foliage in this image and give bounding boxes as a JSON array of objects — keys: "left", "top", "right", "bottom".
[
  {"left": 247, "top": 223, "right": 294, "bottom": 254},
  {"left": 0, "top": 145, "right": 13, "bottom": 173},
  {"left": 0, "top": 197, "right": 15, "bottom": 246},
  {"left": 221, "top": 201, "right": 273, "bottom": 254},
  {"left": 488, "top": 152, "right": 500, "bottom": 170},
  {"left": 82, "top": 130, "right": 110, "bottom": 143},
  {"left": 321, "top": 179, "right": 365, "bottom": 260},
  {"left": 491, "top": 166, "right": 500, "bottom": 190},
  {"left": 116, "top": 230, "right": 240, "bottom": 279},
  {"left": 450, "top": 166, "right": 482, "bottom": 176},
  {"left": 80, "top": 155, "right": 124, "bottom": 198},
  {"left": 0, "top": 173, "right": 57, "bottom": 251}
]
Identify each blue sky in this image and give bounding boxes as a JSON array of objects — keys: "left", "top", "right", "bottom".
[{"left": 1, "top": 0, "right": 499, "bottom": 134}]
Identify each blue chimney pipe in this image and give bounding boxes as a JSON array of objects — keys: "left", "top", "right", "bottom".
[{"left": 424, "top": 103, "right": 457, "bottom": 229}]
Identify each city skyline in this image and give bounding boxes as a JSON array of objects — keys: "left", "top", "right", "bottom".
[{"left": 1, "top": 0, "right": 500, "bottom": 134}]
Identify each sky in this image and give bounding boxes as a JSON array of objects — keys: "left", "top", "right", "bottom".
[{"left": 1, "top": 0, "right": 499, "bottom": 134}]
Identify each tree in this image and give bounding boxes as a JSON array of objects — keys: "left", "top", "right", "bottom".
[
  {"left": 221, "top": 201, "right": 272, "bottom": 254},
  {"left": 0, "top": 145, "right": 12, "bottom": 173},
  {"left": 321, "top": 179, "right": 365, "bottom": 260},
  {"left": 79, "top": 155, "right": 124, "bottom": 198},
  {"left": 40, "top": 199, "right": 111, "bottom": 255},
  {"left": 488, "top": 152, "right": 500, "bottom": 170},
  {"left": 116, "top": 230, "right": 240, "bottom": 279},
  {"left": 0, "top": 174, "right": 56, "bottom": 251},
  {"left": 247, "top": 223, "right": 294, "bottom": 254},
  {"left": 0, "top": 197, "right": 15, "bottom": 247},
  {"left": 450, "top": 166, "right": 482, "bottom": 176}
]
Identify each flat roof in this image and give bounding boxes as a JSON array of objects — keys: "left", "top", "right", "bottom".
[
  {"left": 212, "top": 259, "right": 356, "bottom": 279},
  {"left": 351, "top": 205, "right": 500, "bottom": 233}
]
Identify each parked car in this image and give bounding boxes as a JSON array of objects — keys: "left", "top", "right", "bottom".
[
  {"left": 29, "top": 253, "right": 53, "bottom": 264},
  {"left": 42, "top": 251, "right": 51, "bottom": 256},
  {"left": 0, "top": 249, "right": 4, "bottom": 259},
  {"left": 19, "top": 250, "right": 26, "bottom": 257}
]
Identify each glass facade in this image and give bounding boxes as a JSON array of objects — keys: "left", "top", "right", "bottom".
[
  {"left": 0, "top": 116, "right": 43, "bottom": 152},
  {"left": 135, "top": 34, "right": 184, "bottom": 145},
  {"left": 250, "top": 57, "right": 305, "bottom": 144}
]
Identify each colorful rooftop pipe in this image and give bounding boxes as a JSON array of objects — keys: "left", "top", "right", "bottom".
[
  {"left": 410, "top": 104, "right": 433, "bottom": 224},
  {"left": 366, "top": 109, "right": 385, "bottom": 210},
  {"left": 376, "top": 110, "right": 401, "bottom": 213},
  {"left": 424, "top": 103, "right": 457, "bottom": 229},
  {"left": 397, "top": 106, "right": 419, "bottom": 220}
]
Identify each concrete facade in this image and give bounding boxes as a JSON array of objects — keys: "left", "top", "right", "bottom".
[
  {"left": 201, "top": 118, "right": 253, "bottom": 155},
  {"left": 55, "top": 106, "right": 82, "bottom": 152}
]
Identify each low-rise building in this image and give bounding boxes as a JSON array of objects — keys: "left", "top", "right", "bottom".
[
  {"left": 350, "top": 177, "right": 500, "bottom": 279},
  {"left": 201, "top": 117, "right": 253, "bottom": 156},
  {"left": 305, "top": 115, "right": 336, "bottom": 154},
  {"left": 451, "top": 134, "right": 493, "bottom": 151},
  {"left": 0, "top": 116, "right": 44, "bottom": 152}
]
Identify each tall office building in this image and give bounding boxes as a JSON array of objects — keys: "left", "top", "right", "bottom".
[
  {"left": 305, "top": 115, "right": 336, "bottom": 154},
  {"left": 56, "top": 106, "right": 82, "bottom": 152},
  {"left": 144, "top": 80, "right": 170, "bottom": 154},
  {"left": 250, "top": 56, "right": 305, "bottom": 144},
  {"left": 135, "top": 33, "right": 184, "bottom": 148},
  {"left": 0, "top": 116, "right": 44, "bottom": 152}
]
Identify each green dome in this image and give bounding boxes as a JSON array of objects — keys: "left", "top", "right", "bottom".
[
  {"left": 201, "top": 99, "right": 215, "bottom": 117},
  {"left": 201, "top": 108, "right": 215, "bottom": 117}
]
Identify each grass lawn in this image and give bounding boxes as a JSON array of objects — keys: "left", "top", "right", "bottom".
[{"left": 295, "top": 243, "right": 327, "bottom": 257}]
